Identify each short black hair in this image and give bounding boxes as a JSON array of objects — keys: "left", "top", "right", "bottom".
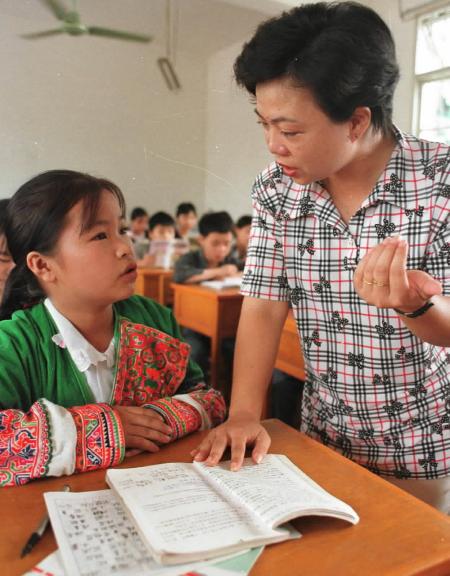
[
  {"left": 0, "top": 199, "right": 10, "bottom": 236},
  {"left": 149, "top": 211, "right": 175, "bottom": 231},
  {"left": 234, "top": 1, "right": 399, "bottom": 135},
  {"left": 130, "top": 207, "right": 148, "bottom": 220},
  {"left": 176, "top": 202, "right": 197, "bottom": 217},
  {"left": 236, "top": 215, "right": 252, "bottom": 229},
  {"left": 199, "top": 211, "right": 234, "bottom": 237}
]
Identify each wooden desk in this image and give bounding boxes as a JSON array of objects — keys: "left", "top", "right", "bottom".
[
  {"left": 3, "top": 420, "right": 450, "bottom": 576},
  {"left": 172, "top": 283, "right": 243, "bottom": 391},
  {"left": 135, "top": 268, "right": 173, "bottom": 306},
  {"left": 274, "top": 311, "right": 305, "bottom": 381}
]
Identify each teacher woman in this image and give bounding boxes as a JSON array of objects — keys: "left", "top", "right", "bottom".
[{"left": 192, "top": 1, "right": 450, "bottom": 513}]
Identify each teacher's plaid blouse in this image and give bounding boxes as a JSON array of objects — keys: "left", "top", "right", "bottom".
[{"left": 241, "top": 128, "right": 450, "bottom": 479}]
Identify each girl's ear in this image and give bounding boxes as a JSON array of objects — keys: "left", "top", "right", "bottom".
[
  {"left": 348, "top": 106, "right": 372, "bottom": 142},
  {"left": 26, "top": 251, "right": 56, "bottom": 284}
]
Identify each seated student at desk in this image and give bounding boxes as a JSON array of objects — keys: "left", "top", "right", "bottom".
[
  {"left": 0, "top": 199, "right": 15, "bottom": 302},
  {"left": 137, "top": 211, "right": 176, "bottom": 268},
  {"left": 0, "top": 170, "right": 225, "bottom": 487},
  {"left": 173, "top": 211, "right": 240, "bottom": 381},
  {"left": 175, "top": 202, "right": 198, "bottom": 246},
  {"left": 127, "top": 206, "right": 150, "bottom": 260},
  {"left": 173, "top": 211, "right": 240, "bottom": 285},
  {"left": 231, "top": 214, "right": 252, "bottom": 271}
]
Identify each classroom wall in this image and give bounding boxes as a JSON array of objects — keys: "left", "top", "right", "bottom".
[
  {"left": 203, "top": 0, "right": 418, "bottom": 217},
  {"left": 0, "top": 0, "right": 418, "bottom": 220}
]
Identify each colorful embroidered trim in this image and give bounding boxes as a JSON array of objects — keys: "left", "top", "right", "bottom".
[
  {"left": 112, "top": 320, "right": 191, "bottom": 406},
  {"left": 145, "top": 398, "right": 202, "bottom": 439},
  {"left": 0, "top": 401, "right": 52, "bottom": 487},
  {"left": 68, "top": 403, "right": 124, "bottom": 474},
  {"left": 188, "top": 385, "right": 227, "bottom": 427}
]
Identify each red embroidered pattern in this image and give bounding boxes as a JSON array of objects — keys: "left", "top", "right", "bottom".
[
  {"left": 68, "top": 403, "right": 124, "bottom": 474},
  {"left": 189, "top": 385, "right": 227, "bottom": 427},
  {"left": 113, "top": 320, "right": 191, "bottom": 406},
  {"left": 146, "top": 398, "right": 202, "bottom": 439},
  {"left": 0, "top": 401, "right": 51, "bottom": 487}
]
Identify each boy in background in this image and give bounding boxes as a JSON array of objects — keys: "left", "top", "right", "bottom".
[
  {"left": 128, "top": 207, "right": 150, "bottom": 260},
  {"left": 175, "top": 202, "right": 198, "bottom": 242},
  {"left": 127, "top": 207, "right": 149, "bottom": 242},
  {"left": 137, "top": 211, "right": 176, "bottom": 268},
  {"left": 149, "top": 211, "right": 176, "bottom": 242},
  {"left": 173, "top": 211, "right": 239, "bottom": 284},
  {"left": 231, "top": 214, "right": 252, "bottom": 270},
  {"left": 173, "top": 211, "right": 240, "bottom": 382}
]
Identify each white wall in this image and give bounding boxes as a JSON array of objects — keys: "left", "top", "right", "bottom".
[
  {"left": 0, "top": 0, "right": 419, "bottom": 220},
  {"left": 0, "top": 1, "right": 213, "bottom": 215},
  {"left": 364, "top": 0, "right": 417, "bottom": 132}
]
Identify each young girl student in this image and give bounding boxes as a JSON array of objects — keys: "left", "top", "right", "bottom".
[{"left": 0, "top": 170, "right": 226, "bottom": 487}]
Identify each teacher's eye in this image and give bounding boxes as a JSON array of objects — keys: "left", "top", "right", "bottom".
[
  {"left": 281, "top": 131, "right": 301, "bottom": 138},
  {"left": 257, "top": 120, "right": 269, "bottom": 130}
]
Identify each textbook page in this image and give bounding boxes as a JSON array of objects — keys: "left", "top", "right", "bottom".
[
  {"left": 106, "top": 462, "right": 292, "bottom": 564},
  {"left": 195, "top": 455, "right": 359, "bottom": 527},
  {"left": 201, "top": 276, "right": 242, "bottom": 290},
  {"left": 23, "top": 547, "right": 264, "bottom": 576},
  {"left": 44, "top": 489, "right": 264, "bottom": 576}
]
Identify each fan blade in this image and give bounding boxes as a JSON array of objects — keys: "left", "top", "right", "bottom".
[
  {"left": 21, "top": 28, "right": 65, "bottom": 39},
  {"left": 87, "top": 26, "right": 152, "bottom": 43},
  {"left": 40, "top": 0, "right": 70, "bottom": 21}
]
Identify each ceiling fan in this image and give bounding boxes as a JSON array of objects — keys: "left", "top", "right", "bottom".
[{"left": 21, "top": 0, "right": 152, "bottom": 43}]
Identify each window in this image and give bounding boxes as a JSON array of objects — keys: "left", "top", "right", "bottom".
[{"left": 414, "top": 7, "right": 450, "bottom": 143}]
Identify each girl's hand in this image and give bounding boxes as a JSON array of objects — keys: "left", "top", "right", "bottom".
[
  {"left": 114, "top": 405, "right": 173, "bottom": 453},
  {"left": 354, "top": 237, "right": 442, "bottom": 312}
]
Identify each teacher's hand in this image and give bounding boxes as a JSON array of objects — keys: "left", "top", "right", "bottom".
[
  {"left": 191, "top": 411, "right": 271, "bottom": 471},
  {"left": 354, "top": 237, "right": 442, "bottom": 312}
]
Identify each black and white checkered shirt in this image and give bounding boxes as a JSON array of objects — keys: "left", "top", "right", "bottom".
[{"left": 241, "top": 128, "right": 450, "bottom": 479}]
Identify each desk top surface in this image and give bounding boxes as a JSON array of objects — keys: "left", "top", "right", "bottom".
[
  {"left": 171, "top": 282, "right": 243, "bottom": 300},
  {"left": 3, "top": 419, "right": 450, "bottom": 576},
  {"left": 136, "top": 267, "right": 173, "bottom": 276}
]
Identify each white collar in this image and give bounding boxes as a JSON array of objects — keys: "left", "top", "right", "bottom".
[{"left": 44, "top": 298, "right": 115, "bottom": 373}]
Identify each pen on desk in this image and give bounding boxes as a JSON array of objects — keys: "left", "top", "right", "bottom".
[{"left": 20, "top": 483, "right": 71, "bottom": 558}]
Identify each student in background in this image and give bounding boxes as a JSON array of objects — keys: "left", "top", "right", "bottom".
[
  {"left": 193, "top": 2, "right": 450, "bottom": 513},
  {"left": 173, "top": 211, "right": 240, "bottom": 382},
  {"left": 173, "top": 211, "right": 240, "bottom": 284},
  {"left": 0, "top": 199, "right": 14, "bottom": 302},
  {"left": 149, "top": 211, "right": 176, "bottom": 242},
  {"left": 231, "top": 214, "right": 252, "bottom": 270},
  {"left": 127, "top": 206, "right": 149, "bottom": 243},
  {"left": 175, "top": 202, "right": 198, "bottom": 242},
  {"left": 0, "top": 170, "right": 225, "bottom": 487},
  {"left": 128, "top": 206, "right": 150, "bottom": 260},
  {"left": 137, "top": 212, "right": 189, "bottom": 269}
]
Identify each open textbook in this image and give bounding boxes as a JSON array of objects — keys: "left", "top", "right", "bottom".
[
  {"left": 104, "top": 454, "right": 359, "bottom": 565},
  {"left": 201, "top": 276, "right": 242, "bottom": 290},
  {"left": 43, "top": 489, "right": 264, "bottom": 576}
]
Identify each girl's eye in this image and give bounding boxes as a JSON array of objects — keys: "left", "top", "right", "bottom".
[
  {"left": 92, "top": 232, "right": 107, "bottom": 241},
  {"left": 257, "top": 121, "right": 269, "bottom": 130},
  {"left": 281, "top": 131, "right": 300, "bottom": 137},
  {"left": 119, "top": 227, "right": 128, "bottom": 235}
]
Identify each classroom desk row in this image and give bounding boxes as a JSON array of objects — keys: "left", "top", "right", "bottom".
[
  {"left": 135, "top": 268, "right": 305, "bottom": 392},
  {"left": 4, "top": 420, "right": 450, "bottom": 576}
]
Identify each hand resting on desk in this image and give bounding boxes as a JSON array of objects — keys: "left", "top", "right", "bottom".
[
  {"left": 114, "top": 405, "right": 173, "bottom": 453},
  {"left": 191, "top": 410, "right": 271, "bottom": 471}
]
